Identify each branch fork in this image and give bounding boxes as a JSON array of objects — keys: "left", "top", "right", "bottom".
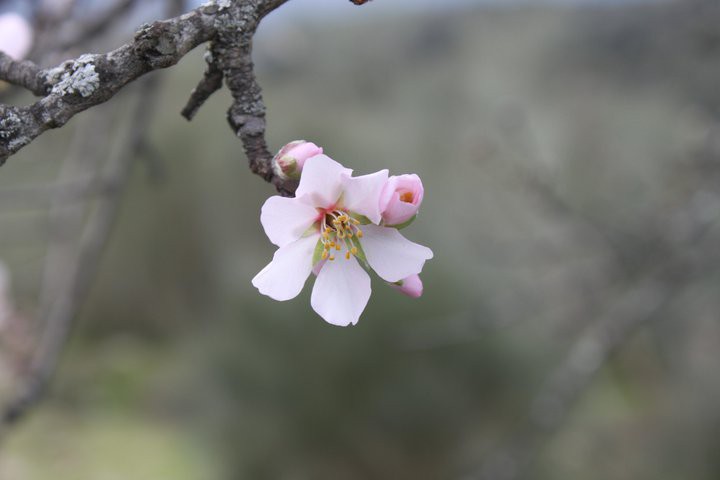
[{"left": 0, "top": 0, "right": 317, "bottom": 193}]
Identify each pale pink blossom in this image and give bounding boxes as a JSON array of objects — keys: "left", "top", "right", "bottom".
[
  {"left": 390, "top": 274, "right": 423, "bottom": 298},
  {"left": 272, "top": 140, "right": 323, "bottom": 180},
  {"left": 379, "top": 174, "right": 424, "bottom": 226},
  {"left": 0, "top": 13, "right": 33, "bottom": 60},
  {"left": 253, "top": 154, "right": 433, "bottom": 326}
]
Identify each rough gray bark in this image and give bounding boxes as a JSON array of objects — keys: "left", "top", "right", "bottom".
[{"left": 0, "top": 0, "right": 366, "bottom": 194}]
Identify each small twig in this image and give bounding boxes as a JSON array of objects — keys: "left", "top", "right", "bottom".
[
  {"left": 0, "top": 53, "right": 48, "bottom": 96},
  {"left": 180, "top": 44, "right": 224, "bottom": 121}
]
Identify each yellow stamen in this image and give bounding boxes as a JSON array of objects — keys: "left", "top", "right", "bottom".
[
  {"left": 345, "top": 251, "right": 351, "bottom": 260},
  {"left": 335, "top": 244, "right": 341, "bottom": 251},
  {"left": 351, "top": 247, "right": 358, "bottom": 255},
  {"left": 329, "top": 254, "right": 335, "bottom": 261},
  {"left": 356, "top": 229, "right": 363, "bottom": 238},
  {"left": 321, "top": 250, "right": 328, "bottom": 260}
]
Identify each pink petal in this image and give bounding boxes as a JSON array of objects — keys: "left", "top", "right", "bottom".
[
  {"left": 260, "top": 196, "right": 319, "bottom": 247},
  {"left": 360, "top": 225, "right": 433, "bottom": 283},
  {"left": 252, "top": 235, "right": 319, "bottom": 301},
  {"left": 295, "top": 155, "right": 352, "bottom": 209},
  {"left": 310, "top": 256, "right": 371, "bottom": 326},
  {"left": 381, "top": 193, "right": 420, "bottom": 226},
  {"left": 341, "top": 169, "right": 388, "bottom": 224},
  {"left": 287, "top": 141, "right": 323, "bottom": 170}
]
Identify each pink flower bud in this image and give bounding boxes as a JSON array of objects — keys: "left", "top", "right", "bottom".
[
  {"left": 379, "top": 174, "right": 424, "bottom": 226},
  {"left": 0, "top": 13, "right": 33, "bottom": 61},
  {"left": 272, "top": 140, "right": 323, "bottom": 180},
  {"left": 390, "top": 274, "right": 423, "bottom": 298}
]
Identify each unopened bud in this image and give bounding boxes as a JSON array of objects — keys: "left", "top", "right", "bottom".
[
  {"left": 390, "top": 274, "right": 423, "bottom": 298},
  {"left": 379, "top": 174, "right": 424, "bottom": 227},
  {"left": 272, "top": 140, "right": 323, "bottom": 180}
]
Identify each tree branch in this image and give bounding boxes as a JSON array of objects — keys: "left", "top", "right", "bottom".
[
  {"left": 180, "top": 44, "right": 224, "bottom": 121},
  {"left": 0, "top": 54, "right": 48, "bottom": 96},
  {"left": 0, "top": 0, "right": 375, "bottom": 194},
  {"left": 0, "top": 5, "right": 217, "bottom": 162}
]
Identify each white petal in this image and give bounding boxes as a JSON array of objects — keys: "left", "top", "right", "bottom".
[
  {"left": 360, "top": 224, "right": 433, "bottom": 283},
  {"left": 341, "top": 169, "right": 388, "bottom": 225},
  {"left": 295, "top": 155, "right": 352, "bottom": 208},
  {"left": 252, "top": 235, "right": 319, "bottom": 301},
  {"left": 311, "top": 256, "right": 371, "bottom": 326},
  {"left": 260, "top": 196, "right": 319, "bottom": 247}
]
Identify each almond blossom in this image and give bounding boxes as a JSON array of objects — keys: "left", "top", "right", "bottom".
[{"left": 252, "top": 154, "right": 433, "bottom": 326}]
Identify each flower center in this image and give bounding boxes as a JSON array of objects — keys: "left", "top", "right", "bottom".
[
  {"left": 320, "top": 210, "right": 363, "bottom": 261},
  {"left": 399, "top": 191, "right": 414, "bottom": 203}
]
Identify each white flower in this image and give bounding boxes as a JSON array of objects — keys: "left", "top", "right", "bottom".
[{"left": 252, "top": 154, "right": 433, "bottom": 326}]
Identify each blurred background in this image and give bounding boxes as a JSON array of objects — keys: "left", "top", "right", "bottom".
[{"left": 0, "top": 0, "right": 719, "bottom": 478}]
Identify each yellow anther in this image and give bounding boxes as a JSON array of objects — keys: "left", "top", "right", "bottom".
[
  {"left": 351, "top": 247, "right": 358, "bottom": 255},
  {"left": 345, "top": 251, "right": 351, "bottom": 260},
  {"left": 329, "top": 254, "right": 335, "bottom": 261},
  {"left": 329, "top": 242, "right": 335, "bottom": 248},
  {"left": 322, "top": 231, "right": 329, "bottom": 239},
  {"left": 356, "top": 229, "right": 363, "bottom": 238},
  {"left": 335, "top": 244, "right": 341, "bottom": 251},
  {"left": 321, "top": 250, "right": 328, "bottom": 260}
]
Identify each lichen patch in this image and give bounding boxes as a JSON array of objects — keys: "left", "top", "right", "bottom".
[{"left": 50, "top": 55, "right": 100, "bottom": 98}]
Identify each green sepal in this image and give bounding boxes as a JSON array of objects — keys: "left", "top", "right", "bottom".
[
  {"left": 349, "top": 236, "right": 369, "bottom": 269},
  {"left": 349, "top": 212, "right": 371, "bottom": 225},
  {"left": 385, "top": 214, "right": 416, "bottom": 230},
  {"left": 311, "top": 238, "right": 325, "bottom": 267},
  {"left": 302, "top": 221, "right": 321, "bottom": 238}
]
